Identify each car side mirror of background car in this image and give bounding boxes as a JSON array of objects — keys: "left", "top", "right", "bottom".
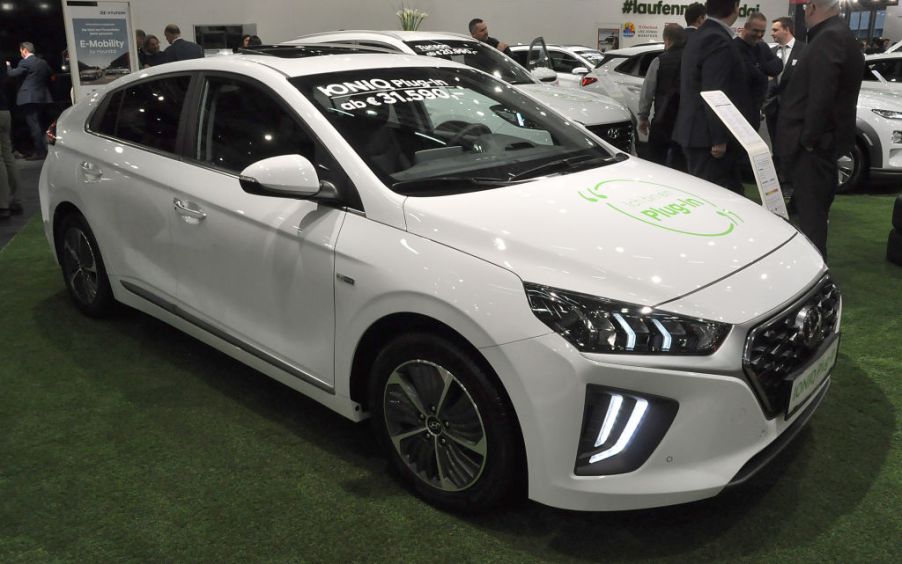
[
  {"left": 531, "top": 67, "right": 558, "bottom": 83},
  {"left": 571, "top": 66, "right": 589, "bottom": 75},
  {"left": 239, "top": 154, "right": 325, "bottom": 198}
]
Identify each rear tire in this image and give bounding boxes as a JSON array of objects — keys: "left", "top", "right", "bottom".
[
  {"left": 368, "top": 333, "right": 521, "bottom": 512},
  {"left": 58, "top": 213, "right": 115, "bottom": 317}
]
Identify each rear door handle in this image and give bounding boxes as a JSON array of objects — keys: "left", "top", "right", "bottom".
[
  {"left": 80, "top": 161, "right": 102, "bottom": 179},
  {"left": 173, "top": 198, "right": 207, "bottom": 221}
]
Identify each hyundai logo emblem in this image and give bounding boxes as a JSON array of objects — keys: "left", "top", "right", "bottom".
[
  {"left": 793, "top": 305, "right": 824, "bottom": 349},
  {"left": 606, "top": 128, "right": 621, "bottom": 139}
]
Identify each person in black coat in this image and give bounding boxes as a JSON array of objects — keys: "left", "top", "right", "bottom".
[
  {"left": 733, "top": 12, "right": 782, "bottom": 131},
  {"left": 775, "top": 0, "right": 864, "bottom": 258},
  {"left": 764, "top": 17, "right": 807, "bottom": 145},
  {"left": 160, "top": 24, "right": 204, "bottom": 64},
  {"left": 672, "top": 0, "right": 745, "bottom": 194},
  {"left": 6, "top": 42, "right": 53, "bottom": 159},
  {"left": 638, "top": 24, "right": 687, "bottom": 171}
]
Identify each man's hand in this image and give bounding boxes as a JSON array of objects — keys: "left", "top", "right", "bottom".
[
  {"left": 710, "top": 143, "right": 727, "bottom": 158},
  {"left": 638, "top": 118, "right": 650, "bottom": 136},
  {"left": 496, "top": 41, "right": 509, "bottom": 52}
]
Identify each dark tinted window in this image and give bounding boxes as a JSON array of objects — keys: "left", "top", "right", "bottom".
[
  {"left": 509, "top": 49, "right": 529, "bottom": 67},
  {"left": 196, "top": 76, "right": 314, "bottom": 173},
  {"left": 114, "top": 76, "right": 190, "bottom": 153},
  {"left": 614, "top": 52, "right": 660, "bottom": 77},
  {"left": 90, "top": 90, "right": 123, "bottom": 136},
  {"left": 864, "top": 59, "right": 902, "bottom": 82},
  {"left": 549, "top": 50, "right": 582, "bottom": 73}
]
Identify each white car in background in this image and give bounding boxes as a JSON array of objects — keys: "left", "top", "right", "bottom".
[
  {"left": 509, "top": 43, "right": 607, "bottom": 88},
  {"left": 40, "top": 45, "right": 839, "bottom": 513},
  {"left": 584, "top": 43, "right": 902, "bottom": 191},
  {"left": 286, "top": 31, "right": 636, "bottom": 153}
]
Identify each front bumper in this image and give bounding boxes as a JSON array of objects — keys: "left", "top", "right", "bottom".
[{"left": 482, "top": 329, "right": 833, "bottom": 512}]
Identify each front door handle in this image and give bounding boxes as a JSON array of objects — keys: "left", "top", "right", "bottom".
[{"left": 173, "top": 198, "right": 207, "bottom": 221}]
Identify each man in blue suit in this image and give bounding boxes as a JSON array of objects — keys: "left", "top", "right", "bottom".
[
  {"left": 673, "top": 0, "right": 745, "bottom": 194},
  {"left": 160, "top": 24, "right": 204, "bottom": 64},
  {"left": 6, "top": 42, "right": 53, "bottom": 160}
]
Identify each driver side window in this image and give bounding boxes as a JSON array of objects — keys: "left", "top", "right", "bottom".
[{"left": 196, "top": 76, "right": 315, "bottom": 173}]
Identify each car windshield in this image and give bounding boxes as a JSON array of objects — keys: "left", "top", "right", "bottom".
[
  {"left": 404, "top": 39, "right": 535, "bottom": 85},
  {"left": 292, "top": 66, "right": 616, "bottom": 196},
  {"left": 574, "top": 49, "right": 605, "bottom": 67}
]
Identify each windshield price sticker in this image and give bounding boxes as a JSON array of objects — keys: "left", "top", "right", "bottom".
[
  {"left": 317, "top": 78, "right": 461, "bottom": 110},
  {"left": 578, "top": 179, "right": 743, "bottom": 237},
  {"left": 412, "top": 43, "right": 479, "bottom": 57}
]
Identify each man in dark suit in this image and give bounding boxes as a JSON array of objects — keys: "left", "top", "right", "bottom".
[
  {"left": 775, "top": 0, "right": 863, "bottom": 258},
  {"left": 684, "top": 2, "right": 707, "bottom": 31},
  {"left": 734, "top": 12, "right": 783, "bottom": 131},
  {"left": 673, "top": 0, "right": 745, "bottom": 194},
  {"left": 160, "top": 24, "right": 204, "bottom": 64},
  {"left": 6, "top": 42, "right": 53, "bottom": 160},
  {"left": 638, "top": 24, "right": 688, "bottom": 171},
  {"left": 764, "top": 17, "right": 806, "bottom": 143}
]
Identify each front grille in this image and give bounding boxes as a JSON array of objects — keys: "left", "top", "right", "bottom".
[
  {"left": 587, "top": 121, "right": 633, "bottom": 154},
  {"left": 743, "top": 274, "right": 841, "bottom": 418}
]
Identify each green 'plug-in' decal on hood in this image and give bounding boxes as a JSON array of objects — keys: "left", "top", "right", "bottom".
[{"left": 578, "top": 179, "right": 743, "bottom": 237}]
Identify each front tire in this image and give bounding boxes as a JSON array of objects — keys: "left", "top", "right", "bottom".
[
  {"left": 368, "top": 333, "right": 521, "bottom": 512},
  {"left": 836, "top": 142, "right": 866, "bottom": 193},
  {"left": 58, "top": 213, "right": 115, "bottom": 317}
]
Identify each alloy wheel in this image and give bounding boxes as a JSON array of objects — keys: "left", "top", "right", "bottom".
[
  {"left": 382, "top": 359, "right": 487, "bottom": 492},
  {"left": 62, "top": 227, "right": 99, "bottom": 305}
]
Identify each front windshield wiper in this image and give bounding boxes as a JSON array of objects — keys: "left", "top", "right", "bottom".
[
  {"left": 508, "top": 153, "right": 626, "bottom": 181},
  {"left": 391, "top": 176, "right": 515, "bottom": 194}
]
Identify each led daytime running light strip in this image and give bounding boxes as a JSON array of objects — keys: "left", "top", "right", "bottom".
[
  {"left": 612, "top": 313, "right": 636, "bottom": 351},
  {"left": 594, "top": 394, "right": 623, "bottom": 447},
  {"left": 589, "top": 397, "right": 649, "bottom": 463}
]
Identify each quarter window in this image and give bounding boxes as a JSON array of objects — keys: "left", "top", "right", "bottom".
[
  {"left": 109, "top": 76, "right": 190, "bottom": 153},
  {"left": 196, "top": 76, "right": 315, "bottom": 173}
]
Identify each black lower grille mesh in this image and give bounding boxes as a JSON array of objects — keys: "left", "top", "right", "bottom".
[
  {"left": 587, "top": 121, "right": 633, "bottom": 154},
  {"left": 743, "top": 275, "right": 840, "bottom": 418}
]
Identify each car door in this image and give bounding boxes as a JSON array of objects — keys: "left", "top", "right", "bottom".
[
  {"left": 548, "top": 48, "right": 587, "bottom": 88},
  {"left": 81, "top": 74, "right": 193, "bottom": 302},
  {"left": 170, "top": 73, "right": 347, "bottom": 390}
]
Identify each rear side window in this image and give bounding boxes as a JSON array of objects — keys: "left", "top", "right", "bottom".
[{"left": 91, "top": 75, "right": 190, "bottom": 154}]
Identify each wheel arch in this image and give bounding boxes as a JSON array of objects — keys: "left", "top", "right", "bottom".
[{"left": 51, "top": 201, "right": 86, "bottom": 263}]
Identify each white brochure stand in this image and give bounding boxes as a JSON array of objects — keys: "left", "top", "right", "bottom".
[{"left": 701, "top": 90, "right": 789, "bottom": 219}]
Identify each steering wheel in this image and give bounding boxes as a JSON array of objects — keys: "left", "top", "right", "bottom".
[{"left": 436, "top": 121, "right": 491, "bottom": 147}]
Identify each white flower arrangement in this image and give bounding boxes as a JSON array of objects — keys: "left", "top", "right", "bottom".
[{"left": 397, "top": 5, "right": 428, "bottom": 31}]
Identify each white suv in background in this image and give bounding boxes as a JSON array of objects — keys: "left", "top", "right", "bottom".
[
  {"left": 509, "top": 43, "right": 607, "bottom": 88},
  {"left": 584, "top": 43, "right": 902, "bottom": 191},
  {"left": 286, "top": 31, "right": 636, "bottom": 153}
]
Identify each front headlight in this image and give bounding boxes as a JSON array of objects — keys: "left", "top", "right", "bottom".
[
  {"left": 871, "top": 108, "right": 902, "bottom": 120},
  {"left": 524, "top": 283, "right": 730, "bottom": 355}
]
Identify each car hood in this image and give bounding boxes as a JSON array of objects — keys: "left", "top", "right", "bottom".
[
  {"left": 403, "top": 158, "right": 802, "bottom": 307},
  {"left": 858, "top": 83, "right": 902, "bottom": 110},
  {"left": 517, "top": 83, "right": 631, "bottom": 126}
]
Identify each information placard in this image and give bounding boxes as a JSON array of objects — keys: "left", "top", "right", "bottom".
[
  {"left": 701, "top": 90, "right": 788, "bottom": 220},
  {"left": 62, "top": 1, "right": 137, "bottom": 102}
]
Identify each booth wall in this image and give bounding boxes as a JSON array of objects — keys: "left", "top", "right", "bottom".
[{"left": 130, "top": 0, "right": 790, "bottom": 51}]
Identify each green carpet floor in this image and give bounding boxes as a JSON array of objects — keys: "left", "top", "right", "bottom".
[{"left": 1, "top": 195, "right": 900, "bottom": 562}]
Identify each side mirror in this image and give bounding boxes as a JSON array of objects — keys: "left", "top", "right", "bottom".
[
  {"left": 571, "top": 66, "right": 589, "bottom": 75},
  {"left": 239, "top": 154, "right": 321, "bottom": 197},
  {"left": 531, "top": 67, "right": 558, "bottom": 83}
]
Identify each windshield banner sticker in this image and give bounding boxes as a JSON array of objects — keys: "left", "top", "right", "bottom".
[
  {"left": 411, "top": 43, "right": 480, "bottom": 57},
  {"left": 578, "top": 179, "right": 743, "bottom": 237},
  {"left": 317, "top": 78, "right": 460, "bottom": 110}
]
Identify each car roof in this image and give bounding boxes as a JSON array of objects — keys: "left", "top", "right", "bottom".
[
  {"left": 113, "top": 46, "right": 469, "bottom": 83},
  {"left": 288, "top": 30, "right": 476, "bottom": 44},
  {"left": 599, "top": 44, "right": 663, "bottom": 57},
  {"left": 510, "top": 44, "right": 600, "bottom": 51},
  {"left": 865, "top": 52, "right": 902, "bottom": 62}
]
